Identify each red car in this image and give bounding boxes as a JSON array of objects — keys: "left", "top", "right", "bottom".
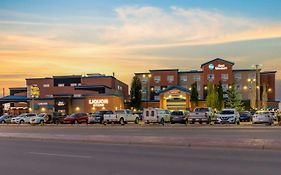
[{"left": 64, "top": 113, "right": 89, "bottom": 124}]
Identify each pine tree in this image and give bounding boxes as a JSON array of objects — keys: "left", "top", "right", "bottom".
[
  {"left": 262, "top": 84, "right": 268, "bottom": 110},
  {"left": 217, "top": 81, "right": 224, "bottom": 111},
  {"left": 130, "top": 76, "right": 142, "bottom": 110},
  {"left": 191, "top": 82, "right": 199, "bottom": 106},
  {"left": 206, "top": 83, "right": 218, "bottom": 110},
  {"left": 226, "top": 85, "right": 244, "bottom": 111}
]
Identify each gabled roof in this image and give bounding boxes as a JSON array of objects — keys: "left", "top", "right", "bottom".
[
  {"left": 201, "top": 58, "right": 234, "bottom": 68},
  {"left": 157, "top": 85, "right": 191, "bottom": 95}
]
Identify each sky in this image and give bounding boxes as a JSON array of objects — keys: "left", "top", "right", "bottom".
[{"left": 0, "top": 0, "right": 281, "bottom": 100}]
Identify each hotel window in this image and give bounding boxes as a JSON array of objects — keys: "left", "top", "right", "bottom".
[
  {"left": 142, "top": 77, "right": 148, "bottom": 83},
  {"left": 222, "top": 84, "right": 228, "bottom": 91},
  {"left": 77, "top": 83, "right": 82, "bottom": 86},
  {"left": 193, "top": 75, "right": 200, "bottom": 81},
  {"left": 221, "top": 74, "right": 228, "bottom": 81},
  {"left": 43, "top": 84, "right": 50, "bottom": 88},
  {"left": 180, "top": 76, "right": 187, "bottom": 82},
  {"left": 154, "top": 95, "right": 160, "bottom": 100},
  {"left": 154, "top": 86, "right": 161, "bottom": 92},
  {"left": 234, "top": 73, "right": 241, "bottom": 81},
  {"left": 58, "top": 83, "right": 64, "bottom": 87},
  {"left": 70, "top": 83, "right": 77, "bottom": 87},
  {"left": 207, "top": 74, "right": 215, "bottom": 81},
  {"left": 46, "top": 95, "right": 53, "bottom": 98},
  {"left": 154, "top": 76, "right": 161, "bottom": 83},
  {"left": 167, "top": 75, "right": 174, "bottom": 83}
]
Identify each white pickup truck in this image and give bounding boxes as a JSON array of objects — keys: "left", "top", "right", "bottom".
[
  {"left": 103, "top": 109, "right": 140, "bottom": 125},
  {"left": 188, "top": 107, "right": 213, "bottom": 124}
]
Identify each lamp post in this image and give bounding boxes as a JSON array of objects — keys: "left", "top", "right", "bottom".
[
  {"left": 252, "top": 64, "right": 262, "bottom": 110},
  {"left": 247, "top": 78, "right": 256, "bottom": 109}
]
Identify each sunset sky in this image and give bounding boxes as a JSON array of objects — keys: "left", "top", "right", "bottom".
[{"left": 0, "top": 0, "right": 281, "bottom": 100}]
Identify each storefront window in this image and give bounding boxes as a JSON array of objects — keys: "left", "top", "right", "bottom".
[{"left": 221, "top": 74, "right": 228, "bottom": 81}]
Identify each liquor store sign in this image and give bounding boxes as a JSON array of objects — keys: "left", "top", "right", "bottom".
[{"left": 89, "top": 99, "right": 109, "bottom": 107}]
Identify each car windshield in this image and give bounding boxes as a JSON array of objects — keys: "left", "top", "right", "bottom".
[
  {"left": 220, "top": 110, "right": 234, "bottom": 115},
  {"left": 70, "top": 114, "right": 77, "bottom": 118},
  {"left": 240, "top": 112, "right": 249, "bottom": 115},
  {"left": 195, "top": 108, "right": 209, "bottom": 112},
  {"left": 115, "top": 110, "right": 125, "bottom": 114},
  {"left": 37, "top": 113, "right": 45, "bottom": 117},
  {"left": 171, "top": 111, "right": 183, "bottom": 115}
]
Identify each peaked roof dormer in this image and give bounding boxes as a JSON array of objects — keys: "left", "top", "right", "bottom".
[{"left": 200, "top": 58, "right": 234, "bottom": 68}]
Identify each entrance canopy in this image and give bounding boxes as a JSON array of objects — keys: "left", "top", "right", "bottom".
[{"left": 157, "top": 86, "right": 191, "bottom": 111}]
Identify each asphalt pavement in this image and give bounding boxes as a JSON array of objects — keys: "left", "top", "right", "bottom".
[{"left": 0, "top": 139, "right": 281, "bottom": 175}]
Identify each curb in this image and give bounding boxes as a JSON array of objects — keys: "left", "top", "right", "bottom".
[{"left": 1, "top": 132, "right": 281, "bottom": 150}]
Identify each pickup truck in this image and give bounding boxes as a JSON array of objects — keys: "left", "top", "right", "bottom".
[
  {"left": 188, "top": 107, "right": 213, "bottom": 124},
  {"left": 103, "top": 109, "right": 140, "bottom": 125}
]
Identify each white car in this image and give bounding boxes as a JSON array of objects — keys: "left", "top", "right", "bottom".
[
  {"left": 30, "top": 113, "right": 47, "bottom": 125},
  {"left": 11, "top": 113, "right": 37, "bottom": 124},
  {"left": 216, "top": 108, "right": 240, "bottom": 124},
  {"left": 252, "top": 111, "right": 274, "bottom": 125},
  {"left": 143, "top": 108, "right": 171, "bottom": 125}
]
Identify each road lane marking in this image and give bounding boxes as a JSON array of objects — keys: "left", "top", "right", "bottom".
[{"left": 29, "top": 152, "right": 92, "bottom": 159}]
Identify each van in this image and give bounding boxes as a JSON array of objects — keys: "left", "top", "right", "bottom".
[{"left": 143, "top": 108, "right": 171, "bottom": 125}]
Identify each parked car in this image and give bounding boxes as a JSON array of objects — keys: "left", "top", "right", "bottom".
[
  {"left": 252, "top": 111, "right": 274, "bottom": 125},
  {"left": 170, "top": 111, "right": 188, "bottom": 124},
  {"left": 0, "top": 114, "right": 14, "bottom": 124},
  {"left": 143, "top": 108, "right": 171, "bottom": 125},
  {"left": 11, "top": 113, "right": 37, "bottom": 124},
  {"left": 103, "top": 109, "right": 140, "bottom": 125},
  {"left": 239, "top": 111, "right": 252, "bottom": 122},
  {"left": 216, "top": 109, "right": 240, "bottom": 124},
  {"left": 30, "top": 113, "right": 47, "bottom": 125},
  {"left": 88, "top": 110, "right": 113, "bottom": 124},
  {"left": 44, "top": 112, "right": 65, "bottom": 124},
  {"left": 269, "top": 111, "right": 278, "bottom": 121},
  {"left": 133, "top": 111, "right": 143, "bottom": 121},
  {"left": 188, "top": 107, "right": 213, "bottom": 124},
  {"left": 63, "top": 113, "right": 89, "bottom": 124}
]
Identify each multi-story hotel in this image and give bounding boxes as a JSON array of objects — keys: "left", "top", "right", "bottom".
[
  {"left": 135, "top": 58, "right": 278, "bottom": 110},
  {"left": 0, "top": 74, "right": 128, "bottom": 115}
]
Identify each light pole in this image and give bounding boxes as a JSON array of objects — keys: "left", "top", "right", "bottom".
[
  {"left": 253, "top": 64, "right": 262, "bottom": 110},
  {"left": 247, "top": 78, "right": 256, "bottom": 109}
]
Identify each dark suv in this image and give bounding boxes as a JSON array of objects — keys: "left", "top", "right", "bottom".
[{"left": 44, "top": 112, "right": 65, "bottom": 124}]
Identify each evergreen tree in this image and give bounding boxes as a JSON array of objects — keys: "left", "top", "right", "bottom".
[
  {"left": 130, "top": 76, "right": 142, "bottom": 110},
  {"left": 206, "top": 83, "right": 218, "bottom": 110},
  {"left": 262, "top": 84, "right": 268, "bottom": 110},
  {"left": 217, "top": 81, "right": 224, "bottom": 111},
  {"left": 226, "top": 85, "right": 244, "bottom": 111},
  {"left": 190, "top": 82, "right": 199, "bottom": 106}
]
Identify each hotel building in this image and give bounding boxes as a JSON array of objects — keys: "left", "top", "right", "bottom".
[{"left": 135, "top": 58, "right": 278, "bottom": 110}]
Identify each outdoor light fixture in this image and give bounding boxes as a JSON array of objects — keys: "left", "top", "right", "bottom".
[
  {"left": 243, "top": 86, "right": 248, "bottom": 90},
  {"left": 75, "top": 107, "right": 80, "bottom": 111},
  {"left": 41, "top": 107, "right": 46, "bottom": 112},
  {"left": 148, "top": 74, "right": 152, "bottom": 78},
  {"left": 268, "top": 88, "right": 272, "bottom": 92}
]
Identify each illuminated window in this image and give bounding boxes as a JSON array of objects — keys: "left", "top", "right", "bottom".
[
  {"left": 70, "top": 83, "right": 77, "bottom": 87},
  {"left": 167, "top": 75, "right": 174, "bottom": 82},
  {"left": 180, "top": 76, "right": 187, "bottom": 82},
  {"left": 154, "top": 76, "right": 161, "bottom": 83},
  {"left": 58, "top": 84, "right": 64, "bottom": 87},
  {"left": 43, "top": 84, "right": 50, "bottom": 87}
]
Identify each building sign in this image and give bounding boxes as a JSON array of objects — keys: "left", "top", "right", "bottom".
[
  {"left": 38, "top": 102, "right": 48, "bottom": 106},
  {"left": 208, "top": 64, "right": 215, "bottom": 70},
  {"left": 89, "top": 99, "right": 109, "bottom": 107},
  {"left": 169, "top": 90, "right": 181, "bottom": 95},
  {"left": 57, "top": 101, "right": 65, "bottom": 106},
  {"left": 215, "top": 64, "right": 228, "bottom": 70},
  {"left": 30, "top": 85, "right": 40, "bottom": 98}
]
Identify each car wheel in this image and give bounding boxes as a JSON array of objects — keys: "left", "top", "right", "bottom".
[
  {"left": 199, "top": 121, "right": 202, "bottom": 124},
  {"left": 160, "top": 118, "right": 165, "bottom": 126},
  {"left": 40, "top": 120, "right": 44, "bottom": 125},
  {"left": 1, "top": 120, "right": 5, "bottom": 124},
  {"left": 55, "top": 120, "right": 60, "bottom": 125},
  {"left": 119, "top": 118, "right": 125, "bottom": 125},
  {"left": 135, "top": 117, "right": 139, "bottom": 124},
  {"left": 74, "top": 120, "right": 79, "bottom": 124},
  {"left": 237, "top": 120, "right": 240, "bottom": 125},
  {"left": 20, "top": 120, "right": 24, "bottom": 124}
]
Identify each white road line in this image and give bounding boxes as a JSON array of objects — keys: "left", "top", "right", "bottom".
[{"left": 29, "top": 152, "right": 92, "bottom": 159}]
